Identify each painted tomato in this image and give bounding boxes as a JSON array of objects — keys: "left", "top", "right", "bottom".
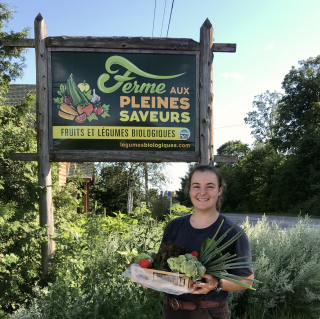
[
  {"left": 77, "top": 103, "right": 93, "bottom": 116},
  {"left": 94, "top": 106, "right": 104, "bottom": 116},
  {"left": 75, "top": 113, "right": 87, "bottom": 123}
]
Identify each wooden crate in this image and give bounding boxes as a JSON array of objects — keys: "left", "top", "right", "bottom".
[{"left": 131, "top": 268, "right": 192, "bottom": 289}]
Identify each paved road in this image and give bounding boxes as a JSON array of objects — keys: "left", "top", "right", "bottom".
[{"left": 223, "top": 213, "right": 320, "bottom": 230}]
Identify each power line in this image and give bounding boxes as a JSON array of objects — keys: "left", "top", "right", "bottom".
[
  {"left": 166, "top": 0, "right": 174, "bottom": 37},
  {"left": 215, "top": 124, "right": 246, "bottom": 129},
  {"left": 160, "top": 0, "right": 167, "bottom": 37},
  {"left": 152, "top": 0, "right": 157, "bottom": 37}
]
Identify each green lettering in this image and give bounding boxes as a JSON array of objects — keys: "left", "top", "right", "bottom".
[
  {"left": 122, "top": 82, "right": 133, "bottom": 93},
  {"left": 155, "top": 83, "right": 166, "bottom": 94}
]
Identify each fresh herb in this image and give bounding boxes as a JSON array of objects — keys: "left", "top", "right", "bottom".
[
  {"left": 101, "top": 104, "right": 110, "bottom": 118},
  {"left": 87, "top": 113, "right": 98, "bottom": 122}
]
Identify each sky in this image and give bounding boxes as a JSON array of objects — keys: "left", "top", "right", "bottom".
[{"left": 4, "top": 0, "right": 320, "bottom": 191}]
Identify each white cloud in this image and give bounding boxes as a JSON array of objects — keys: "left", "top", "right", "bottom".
[
  {"left": 219, "top": 72, "right": 246, "bottom": 81},
  {"left": 267, "top": 43, "right": 274, "bottom": 50}
]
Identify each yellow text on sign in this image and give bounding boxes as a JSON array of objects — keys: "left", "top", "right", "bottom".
[{"left": 52, "top": 126, "right": 185, "bottom": 140}]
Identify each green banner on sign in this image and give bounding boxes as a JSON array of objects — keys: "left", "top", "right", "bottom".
[{"left": 51, "top": 51, "right": 197, "bottom": 151}]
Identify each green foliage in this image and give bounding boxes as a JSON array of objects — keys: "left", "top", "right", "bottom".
[
  {"left": 0, "top": 3, "right": 29, "bottom": 82},
  {"left": 175, "top": 163, "right": 196, "bottom": 207},
  {"left": 12, "top": 212, "right": 166, "bottom": 319},
  {"left": 90, "top": 163, "right": 141, "bottom": 215},
  {"left": 0, "top": 203, "right": 46, "bottom": 313},
  {"left": 150, "top": 196, "right": 170, "bottom": 220},
  {"left": 9, "top": 212, "right": 320, "bottom": 319},
  {"left": 275, "top": 56, "right": 320, "bottom": 152},
  {"left": 228, "top": 215, "right": 320, "bottom": 318},
  {"left": 244, "top": 90, "right": 282, "bottom": 143}
]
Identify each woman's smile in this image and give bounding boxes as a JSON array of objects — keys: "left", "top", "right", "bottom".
[{"left": 189, "top": 171, "right": 222, "bottom": 213}]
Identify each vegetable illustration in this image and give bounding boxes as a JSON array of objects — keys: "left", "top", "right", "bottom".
[
  {"left": 91, "top": 89, "right": 100, "bottom": 103},
  {"left": 139, "top": 259, "right": 152, "bottom": 269},
  {"left": 67, "top": 74, "right": 89, "bottom": 107},
  {"left": 54, "top": 74, "right": 110, "bottom": 123},
  {"left": 93, "top": 106, "right": 104, "bottom": 116},
  {"left": 77, "top": 102, "right": 93, "bottom": 116},
  {"left": 75, "top": 113, "right": 87, "bottom": 123},
  {"left": 60, "top": 103, "right": 78, "bottom": 116},
  {"left": 64, "top": 96, "right": 73, "bottom": 105},
  {"left": 78, "top": 80, "right": 90, "bottom": 92},
  {"left": 58, "top": 110, "right": 75, "bottom": 121}
]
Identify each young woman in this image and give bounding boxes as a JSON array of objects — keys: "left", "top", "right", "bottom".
[{"left": 161, "top": 164, "right": 254, "bottom": 319}]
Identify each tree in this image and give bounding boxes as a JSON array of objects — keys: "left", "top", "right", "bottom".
[
  {"left": 175, "top": 163, "right": 196, "bottom": 207},
  {"left": 274, "top": 56, "right": 320, "bottom": 151},
  {"left": 91, "top": 162, "right": 169, "bottom": 216},
  {"left": 244, "top": 90, "right": 282, "bottom": 143},
  {"left": 0, "top": 4, "right": 29, "bottom": 84}
]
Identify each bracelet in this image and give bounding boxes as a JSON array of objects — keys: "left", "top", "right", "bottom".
[{"left": 213, "top": 279, "right": 223, "bottom": 292}]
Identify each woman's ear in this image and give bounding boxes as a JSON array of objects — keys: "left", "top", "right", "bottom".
[{"left": 218, "top": 187, "right": 223, "bottom": 196}]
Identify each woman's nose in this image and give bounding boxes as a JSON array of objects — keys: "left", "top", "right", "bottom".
[{"left": 199, "top": 188, "right": 207, "bottom": 195}]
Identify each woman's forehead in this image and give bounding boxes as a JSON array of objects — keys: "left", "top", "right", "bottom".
[{"left": 191, "top": 170, "right": 218, "bottom": 184}]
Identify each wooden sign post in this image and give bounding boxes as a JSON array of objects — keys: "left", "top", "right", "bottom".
[
  {"left": 199, "top": 19, "right": 214, "bottom": 165},
  {"left": 5, "top": 16, "right": 237, "bottom": 274},
  {"left": 34, "top": 14, "right": 55, "bottom": 274}
]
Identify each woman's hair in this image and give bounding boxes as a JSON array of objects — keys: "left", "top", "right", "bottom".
[{"left": 186, "top": 164, "right": 226, "bottom": 212}]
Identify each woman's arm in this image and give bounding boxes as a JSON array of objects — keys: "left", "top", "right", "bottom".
[{"left": 190, "top": 273, "right": 254, "bottom": 295}]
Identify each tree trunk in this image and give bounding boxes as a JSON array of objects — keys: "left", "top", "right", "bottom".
[
  {"left": 144, "top": 163, "right": 149, "bottom": 207},
  {"left": 127, "top": 182, "right": 133, "bottom": 216},
  {"left": 127, "top": 163, "right": 136, "bottom": 216}
]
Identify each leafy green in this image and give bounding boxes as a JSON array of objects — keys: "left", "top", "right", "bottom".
[
  {"left": 87, "top": 113, "right": 98, "bottom": 122},
  {"left": 83, "top": 89, "right": 93, "bottom": 101},
  {"left": 199, "top": 220, "right": 260, "bottom": 289},
  {"left": 101, "top": 104, "right": 110, "bottom": 118}
]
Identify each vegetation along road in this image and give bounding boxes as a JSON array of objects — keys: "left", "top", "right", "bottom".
[{"left": 224, "top": 213, "right": 320, "bottom": 229}]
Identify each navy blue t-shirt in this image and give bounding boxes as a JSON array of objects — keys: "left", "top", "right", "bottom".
[{"left": 161, "top": 213, "right": 253, "bottom": 302}]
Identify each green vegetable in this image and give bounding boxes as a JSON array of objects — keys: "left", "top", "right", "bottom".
[
  {"left": 167, "top": 254, "right": 206, "bottom": 281},
  {"left": 87, "top": 113, "right": 98, "bottom": 122},
  {"left": 133, "top": 253, "right": 153, "bottom": 264},
  {"left": 153, "top": 242, "right": 187, "bottom": 270},
  {"left": 66, "top": 74, "right": 89, "bottom": 106},
  {"left": 199, "top": 220, "right": 261, "bottom": 290}
]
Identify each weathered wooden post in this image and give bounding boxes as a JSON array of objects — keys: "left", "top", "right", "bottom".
[
  {"left": 199, "top": 19, "right": 214, "bottom": 165},
  {"left": 34, "top": 13, "right": 55, "bottom": 274}
]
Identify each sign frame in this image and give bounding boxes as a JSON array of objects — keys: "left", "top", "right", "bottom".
[{"left": 48, "top": 47, "right": 200, "bottom": 162}]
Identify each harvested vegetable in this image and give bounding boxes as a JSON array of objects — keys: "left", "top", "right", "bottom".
[
  {"left": 167, "top": 254, "right": 206, "bottom": 281},
  {"left": 153, "top": 242, "right": 187, "bottom": 271},
  {"left": 199, "top": 220, "right": 260, "bottom": 290},
  {"left": 139, "top": 259, "right": 152, "bottom": 269}
]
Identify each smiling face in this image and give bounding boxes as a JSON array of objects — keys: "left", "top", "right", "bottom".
[{"left": 189, "top": 170, "right": 223, "bottom": 214}]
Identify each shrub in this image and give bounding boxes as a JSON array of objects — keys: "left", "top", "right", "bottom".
[
  {"left": 12, "top": 212, "right": 166, "bottom": 319},
  {"left": 229, "top": 215, "right": 320, "bottom": 318},
  {"left": 10, "top": 212, "right": 320, "bottom": 319}
]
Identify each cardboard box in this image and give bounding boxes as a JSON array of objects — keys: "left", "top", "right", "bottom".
[{"left": 131, "top": 268, "right": 192, "bottom": 289}]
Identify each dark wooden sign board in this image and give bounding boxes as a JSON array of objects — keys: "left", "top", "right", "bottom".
[{"left": 4, "top": 14, "right": 236, "bottom": 274}]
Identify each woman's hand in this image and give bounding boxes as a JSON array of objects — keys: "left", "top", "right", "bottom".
[{"left": 190, "top": 274, "right": 217, "bottom": 295}]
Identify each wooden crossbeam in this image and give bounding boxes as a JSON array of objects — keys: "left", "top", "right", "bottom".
[
  {"left": 1, "top": 38, "right": 236, "bottom": 52},
  {"left": 11, "top": 152, "right": 237, "bottom": 163}
]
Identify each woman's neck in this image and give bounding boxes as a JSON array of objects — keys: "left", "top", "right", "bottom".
[{"left": 189, "top": 210, "right": 219, "bottom": 229}]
